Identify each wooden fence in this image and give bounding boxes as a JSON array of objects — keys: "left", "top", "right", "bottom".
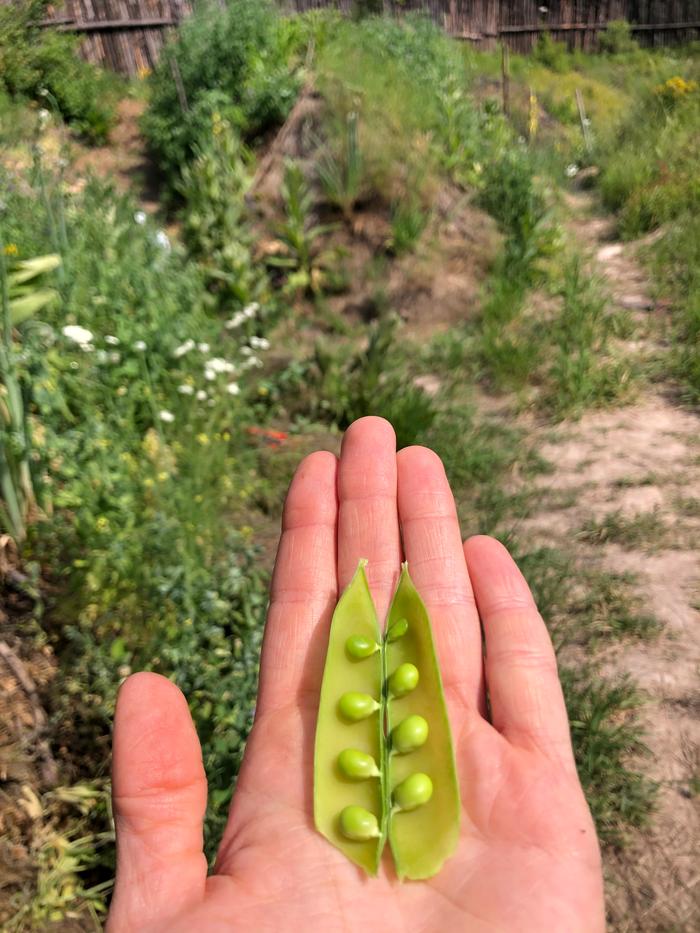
[{"left": 25, "top": 1, "right": 700, "bottom": 75}]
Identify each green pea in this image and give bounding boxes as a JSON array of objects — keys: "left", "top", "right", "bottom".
[
  {"left": 338, "top": 692, "right": 380, "bottom": 722},
  {"left": 386, "top": 617, "right": 408, "bottom": 641},
  {"left": 339, "top": 805, "right": 381, "bottom": 841},
  {"left": 345, "top": 634, "right": 379, "bottom": 660},
  {"left": 388, "top": 662, "right": 419, "bottom": 697},
  {"left": 338, "top": 748, "right": 381, "bottom": 780},
  {"left": 393, "top": 772, "right": 433, "bottom": 811},
  {"left": 391, "top": 714, "right": 429, "bottom": 753}
]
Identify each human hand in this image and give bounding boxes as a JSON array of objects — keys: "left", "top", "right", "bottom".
[{"left": 107, "top": 417, "right": 605, "bottom": 932}]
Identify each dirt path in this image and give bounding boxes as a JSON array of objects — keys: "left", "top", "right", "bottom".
[{"left": 525, "top": 188, "right": 700, "bottom": 931}]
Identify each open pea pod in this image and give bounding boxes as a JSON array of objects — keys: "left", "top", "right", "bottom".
[
  {"left": 314, "top": 560, "right": 460, "bottom": 880},
  {"left": 386, "top": 564, "right": 460, "bottom": 880},
  {"left": 313, "top": 560, "right": 384, "bottom": 874}
]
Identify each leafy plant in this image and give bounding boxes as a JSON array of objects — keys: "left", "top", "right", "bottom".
[
  {"left": 389, "top": 197, "right": 429, "bottom": 255},
  {"left": 318, "top": 111, "right": 364, "bottom": 219},
  {"left": 179, "top": 115, "right": 267, "bottom": 310},
  {"left": 0, "top": 246, "right": 60, "bottom": 540},
  {"left": 266, "top": 160, "right": 337, "bottom": 294}
]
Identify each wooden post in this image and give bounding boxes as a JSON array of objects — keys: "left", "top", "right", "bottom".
[
  {"left": 170, "top": 55, "right": 189, "bottom": 114},
  {"left": 501, "top": 41, "right": 510, "bottom": 116},
  {"left": 575, "top": 88, "right": 592, "bottom": 152}
]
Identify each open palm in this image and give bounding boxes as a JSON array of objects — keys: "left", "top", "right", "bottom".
[{"left": 107, "top": 418, "right": 604, "bottom": 932}]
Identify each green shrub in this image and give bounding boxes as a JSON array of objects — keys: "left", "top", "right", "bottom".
[
  {"left": 0, "top": 1, "right": 116, "bottom": 141},
  {"left": 599, "top": 20, "right": 639, "bottom": 55},
  {"left": 142, "top": 0, "right": 300, "bottom": 185},
  {"left": 532, "top": 33, "right": 569, "bottom": 73}
]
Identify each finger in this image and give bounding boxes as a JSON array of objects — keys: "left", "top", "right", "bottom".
[
  {"left": 463, "top": 536, "right": 576, "bottom": 770},
  {"left": 255, "top": 449, "right": 338, "bottom": 715},
  {"left": 397, "top": 446, "right": 484, "bottom": 713},
  {"left": 337, "top": 416, "right": 401, "bottom": 621},
  {"left": 108, "top": 673, "right": 207, "bottom": 932}
]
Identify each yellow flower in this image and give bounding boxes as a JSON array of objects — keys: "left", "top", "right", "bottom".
[
  {"left": 143, "top": 477, "right": 154, "bottom": 488},
  {"left": 95, "top": 516, "right": 110, "bottom": 532},
  {"left": 157, "top": 471, "right": 169, "bottom": 482},
  {"left": 137, "top": 65, "right": 151, "bottom": 80},
  {"left": 194, "top": 494, "right": 203, "bottom": 503},
  {"left": 196, "top": 433, "right": 210, "bottom": 446},
  {"left": 222, "top": 431, "right": 231, "bottom": 441},
  {"left": 3, "top": 243, "right": 18, "bottom": 257}
]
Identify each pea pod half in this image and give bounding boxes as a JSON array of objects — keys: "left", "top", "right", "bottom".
[{"left": 313, "top": 560, "right": 460, "bottom": 880}]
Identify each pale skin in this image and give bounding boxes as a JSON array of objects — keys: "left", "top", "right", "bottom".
[{"left": 107, "top": 417, "right": 605, "bottom": 932}]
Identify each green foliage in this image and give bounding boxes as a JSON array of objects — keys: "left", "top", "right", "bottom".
[
  {"left": 598, "top": 78, "right": 700, "bottom": 238},
  {"left": 317, "top": 110, "right": 364, "bottom": 218},
  {"left": 267, "top": 160, "right": 338, "bottom": 295},
  {"left": 544, "top": 258, "right": 633, "bottom": 418},
  {"left": 389, "top": 197, "right": 429, "bottom": 255},
  {"left": 142, "top": 0, "right": 300, "bottom": 186},
  {"left": 0, "top": 1, "right": 116, "bottom": 141},
  {"left": 579, "top": 508, "right": 667, "bottom": 552},
  {"left": 599, "top": 20, "right": 639, "bottom": 56},
  {"left": 650, "top": 212, "right": 700, "bottom": 403},
  {"left": 0, "top": 245, "right": 60, "bottom": 541},
  {"left": 2, "top": 160, "right": 276, "bottom": 884},
  {"left": 561, "top": 668, "right": 656, "bottom": 845},
  {"left": 311, "top": 314, "right": 436, "bottom": 448},
  {"left": 179, "top": 115, "right": 267, "bottom": 310},
  {"left": 532, "top": 33, "right": 569, "bottom": 73}
]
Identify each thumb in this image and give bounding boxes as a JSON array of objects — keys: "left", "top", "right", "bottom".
[{"left": 107, "top": 673, "right": 208, "bottom": 931}]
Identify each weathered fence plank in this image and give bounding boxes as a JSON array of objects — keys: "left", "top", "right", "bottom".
[{"left": 10, "top": 0, "right": 700, "bottom": 76}]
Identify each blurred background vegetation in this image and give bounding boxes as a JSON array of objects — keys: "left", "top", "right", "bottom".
[{"left": 1, "top": 1, "right": 699, "bottom": 928}]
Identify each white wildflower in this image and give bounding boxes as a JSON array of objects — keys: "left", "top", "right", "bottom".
[
  {"left": 155, "top": 230, "right": 171, "bottom": 251},
  {"left": 196, "top": 390, "right": 207, "bottom": 401},
  {"left": 96, "top": 349, "right": 108, "bottom": 364},
  {"left": 198, "top": 342, "right": 210, "bottom": 353},
  {"left": 105, "top": 335, "right": 120, "bottom": 345},
  {"left": 159, "top": 410, "right": 175, "bottom": 423},
  {"left": 38, "top": 108, "right": 50, "bottom": 129},
  {"left": 134, "top": 211, "right": 147, "bottom": 225},
  {"left": 565, "top": 163, "right": 579, "bottom": 178},
  {"left": 249, "top": 336, "right": 270, "bottom": 351},
  {"left": 243, "top": 302, "right": 259, "bottom": 319},
  {"left": 178, "top": 384, "right": 194, "bottom": 395},
  {"left": 63, "top": 324, "right": 94, "bottom": 347},
  {"left": 133, "top": 340, "right": 147, "bottom": 352},
  {"left": 225, "top": 310, "right": 247, "bottom": 330},
  {"left": 109, "top": 351, "right": 121, "bottom": 364},
  {"left": 205, "top": 357, "right": 236, "bottom": 375},
  {"left": 242, "top": 356, "right": 262, "bottom": 370},
  {"left": 226, "top": 382, "right": 240, "bottom": 396},
  {"left": 240, "top": 346, "right": 253, "bottom": 357},
  {"left": 173, "top": 338, "right": 195, "bottom": 358},
  {"left": 204, "top": 369, "right": 216, "bottom": 381}
]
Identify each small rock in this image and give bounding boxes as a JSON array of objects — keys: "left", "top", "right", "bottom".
[
  {"left": 413, "top": 374, "right": 441, "bottom": 397},
  {"left": 597, "top": 243, "right": 624, "bottom": 262},
  {"left": 620, "top": 294, "right": 654, "bottom": 311}
]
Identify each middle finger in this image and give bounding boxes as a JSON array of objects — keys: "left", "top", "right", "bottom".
[{"left": 337, "top": 416, "right": 402, "bottom": 622}]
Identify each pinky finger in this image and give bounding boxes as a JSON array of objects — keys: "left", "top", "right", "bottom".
[{"left": 464, "top": 536, "right": 576, "bottom": 771}]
